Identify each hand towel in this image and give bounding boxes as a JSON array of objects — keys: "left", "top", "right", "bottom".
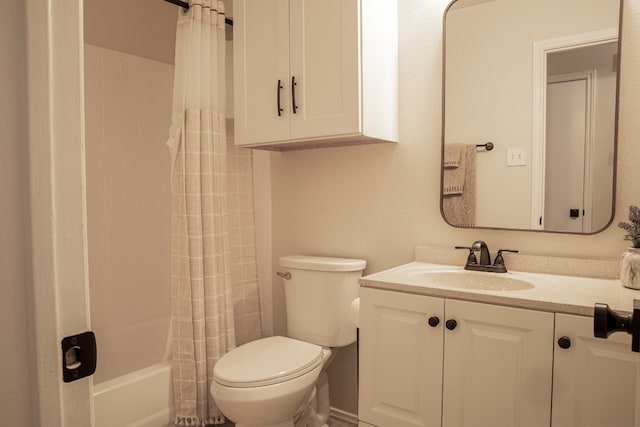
[
  {"left": 443, "top": 144, "right": 466, "bottom": 195},
  {"left": 443, "top": 145, "right": 476, "bottom": 227},
  {"left": 443, "top": 143, "right": 462, "bottom": 168}
]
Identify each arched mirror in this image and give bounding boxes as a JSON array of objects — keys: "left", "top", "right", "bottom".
[{"left": 441, "top": 0, "right": 622, "bottom": 233}]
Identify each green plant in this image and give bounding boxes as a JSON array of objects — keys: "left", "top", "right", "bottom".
[{"left": 618, "top": 205, "right": 640, "bottom": 248}]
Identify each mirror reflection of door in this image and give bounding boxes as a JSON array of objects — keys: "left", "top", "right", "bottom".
[
  {"left": 541, "top": 42, "right": 617, "bottom": 233},
  {"left": 442, "top": 0, "right": 621, "bottom": 233},
  {"left": 545, "top": 75, "right": 589, "bottom": 233}
]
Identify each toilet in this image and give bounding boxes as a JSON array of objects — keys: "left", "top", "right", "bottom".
[{"left": 211, "top": 255, "right": 366, "bottom": 427}]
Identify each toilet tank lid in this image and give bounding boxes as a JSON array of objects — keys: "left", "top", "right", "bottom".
[{"left": 279, "top": 255, "right": 366, "bottom": 272}]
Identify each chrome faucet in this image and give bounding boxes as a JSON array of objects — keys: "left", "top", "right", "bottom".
[{"left": 455, "top": 241, "right": 518, "bottom": 273}]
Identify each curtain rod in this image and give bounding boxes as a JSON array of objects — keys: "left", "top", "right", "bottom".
[{"left": 164, "top": 0, "right": 234, "bottom": 26}]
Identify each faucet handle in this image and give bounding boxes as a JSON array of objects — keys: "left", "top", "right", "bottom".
[
  {"left": 455, "top": 246, "right": 478, "bottom": 265},
  {"left": 494, "top": 249, "right": 519, "bottom": 266}
]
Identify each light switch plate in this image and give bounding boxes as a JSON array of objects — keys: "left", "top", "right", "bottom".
[{"left": 507, "top": 148, "right": 527, "bottom": 166}]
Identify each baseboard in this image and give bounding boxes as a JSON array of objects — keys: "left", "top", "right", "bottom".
[{"left": 329, "top": 407, "right": 358, "bottom": 427}]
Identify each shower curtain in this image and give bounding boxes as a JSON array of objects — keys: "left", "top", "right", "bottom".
[{"left": 167, "top": 1, "right": 262, "bottom": 424}]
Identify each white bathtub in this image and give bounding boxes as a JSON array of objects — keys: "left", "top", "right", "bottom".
[{"left": 93, "top": 362, "right": 174, "bottom": 427}]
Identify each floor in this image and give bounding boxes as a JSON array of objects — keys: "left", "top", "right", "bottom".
[
  {"left": 213, "top": 415, "right": 356, "bottom": 427},
  {"left": 328, "top": 418, "right": 357, "bottom": 427}
]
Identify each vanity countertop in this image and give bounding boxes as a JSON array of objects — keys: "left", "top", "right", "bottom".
[{"left": 360, "top": 261, "right": 640, "bottom": 316}]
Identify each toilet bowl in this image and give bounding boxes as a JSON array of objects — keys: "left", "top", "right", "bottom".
[
  {"left": 212, "top": 336, "right": 331, "bottom": 427},
  {"left": 211, "top": 255, "right": 366, "bottom": 427}
]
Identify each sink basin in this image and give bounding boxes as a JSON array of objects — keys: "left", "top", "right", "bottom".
[{"left": 409, "top": 270, "right": 534, "bottom": 291}]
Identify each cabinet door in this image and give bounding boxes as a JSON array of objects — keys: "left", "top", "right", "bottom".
[
  {"left": 233, "top": 0, "right": 290, "bottom": 144},
  {"left": 289, "top": 0, "right": 359, "bottom": 140},
  {"left": 552, "top": 313, "right": 640, "bottom": 427},
  {"left": 442, "top": 300, "right": 554, "bottom": 427},
  {"left": 359, "top": 288, "right": 444, "bottom": 427}
]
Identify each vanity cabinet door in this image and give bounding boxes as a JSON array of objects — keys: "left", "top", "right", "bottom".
[
  {"left": 358, "top": 287, "right": 445, "bottom": 427},
  {"left": 441, "top": 299, "right": 554, "bottom": 427},
  {"left": 552, "top": 313, "right": 640, "bottom": 427}
]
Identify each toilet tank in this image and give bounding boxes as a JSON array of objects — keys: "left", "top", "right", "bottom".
[{"left": 279, "top": 255, "right": 366, "bottom": 347}]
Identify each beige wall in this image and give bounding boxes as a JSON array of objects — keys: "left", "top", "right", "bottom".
[
  {"left": 270, "top": 0, "right": 640, "bottom": 414},
  {"left": 0, "top": 1, "right": 36, "bottom": 425}
]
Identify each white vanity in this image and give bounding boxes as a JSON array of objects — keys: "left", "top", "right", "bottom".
[{"left": 357, "top": 249, "right": 640, "bottom": 427}]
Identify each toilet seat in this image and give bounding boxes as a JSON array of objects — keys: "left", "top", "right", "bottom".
[{"left": 214, "top": 336, "right": 324, "bottom": 388}]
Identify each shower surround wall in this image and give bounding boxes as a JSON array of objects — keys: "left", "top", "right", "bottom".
[
  {"left": 84, "top": 44, "right": 174, "bottom": 383},
  {"left": 84, "top": 44, "right": 263, "bottom": 385}
]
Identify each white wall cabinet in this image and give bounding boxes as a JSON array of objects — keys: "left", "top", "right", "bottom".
[
  {"left": 359, "top": 289, "right": 639, "bottom": 427},
  {"left": 233, "top": 0, "right": 398, "bottom": 150},
  {"left": 359, "top": 288, "right": 553, "bottom": 427},
  {"left": 552, "top": 313, "right": 640, "bottom": 427}
]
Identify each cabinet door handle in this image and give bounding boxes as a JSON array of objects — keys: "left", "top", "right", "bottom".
[
  {"left": 428, "top": 316, "right": 440, "bottom": 327},
  {"left": 557, "top": 336, "right": 571, "bottom": 349},
  {"left": 277, "top": 79, "right": 284, "bottom": 117},
  {"left": 291, "top": 76, "right": 298, "bottom": 114},
  {"left": 445, "top": 319, "right": 457, "bottom": 330}
]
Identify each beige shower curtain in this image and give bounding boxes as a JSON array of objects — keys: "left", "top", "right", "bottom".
[{"left": 167, "top": 1, "right": 261, "bottom": 425}]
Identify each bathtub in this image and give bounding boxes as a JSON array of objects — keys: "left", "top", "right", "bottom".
[{"left": 93, "top": 362, "right": 174, "bottom": 427}]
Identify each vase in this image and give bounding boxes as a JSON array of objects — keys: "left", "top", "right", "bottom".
[{"left": 620, "top": 247, "right": 640, "bottom": 290}]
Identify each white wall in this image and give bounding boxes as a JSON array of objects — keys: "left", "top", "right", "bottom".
[
  {"left": 269, "top": 0, "right": 640, "bottom": 415},
  {"left": 0, "top": 1, "right": 36, "bottom": 424},
  {"left": 445, "top": 0, "right": 619, "bottom": 228}
]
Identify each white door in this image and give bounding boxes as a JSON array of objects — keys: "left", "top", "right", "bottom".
[
  {"left": 234, "top": 0, "right": 290, "bottom": 145},
  {"left": 289, "top": 0, "right": 360, "bottom": 139},
  {"left": 544, "top": 78, "right": 588, "bottom": 232},
  {"left": 359, "top": 288, "right": 444, "bottom": 427},
  {"left": 442, "top": 300, "right": 554, "bottom": 427},
  {"left": 26, "top": 0, "right": 93, "bottom": 425},
  {"left": 552, "top": 314, "right": 640, "bottom": 427}
]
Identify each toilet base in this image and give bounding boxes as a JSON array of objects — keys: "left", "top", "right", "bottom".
[
  {"left": 294, "top": 370, "right": 330, "bottom": 427},
  {"left": 234, "top": 371, "right": 330, "bottom": 427}
]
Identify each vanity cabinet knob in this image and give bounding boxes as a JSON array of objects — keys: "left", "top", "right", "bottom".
[
  {"left": 558, "top": 336, "right": 571, "bottom": 349},
  {"left": 445, "top": 319, "right": 457, "bottom": 331},
  {"left": 428, "top": 316, "right": 440, "bottom": 327}
]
